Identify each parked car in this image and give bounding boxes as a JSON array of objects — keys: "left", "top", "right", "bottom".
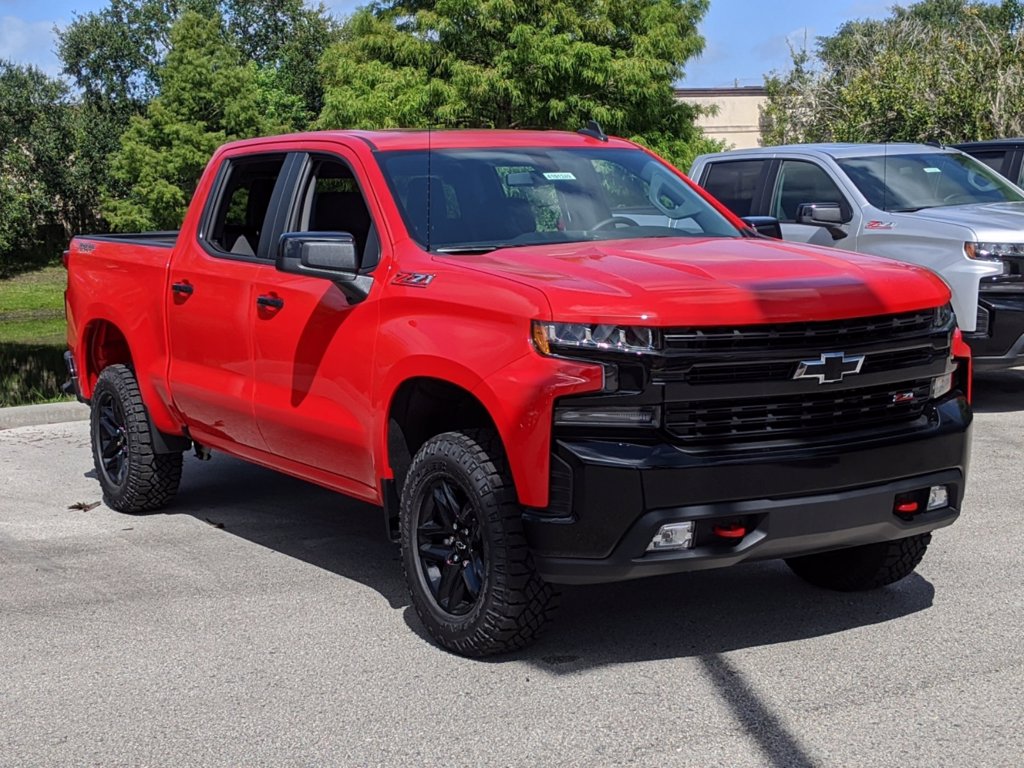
[
  {"left": 953, "top": 138, "right": 1024, "bottom": 187},
  {"left": 65, "top": 129, "right": 972, "bottom": 656},
  {"left": 691, "top": 143, "right": 1024, "bottom": 370}
]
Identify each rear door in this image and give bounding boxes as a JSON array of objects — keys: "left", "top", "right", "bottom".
[
  {"left": 250, "top": 146, "right": 385, "bottom": 490},
  {"left": 166, "top": 151, "right": 295, "bottom": 449}
]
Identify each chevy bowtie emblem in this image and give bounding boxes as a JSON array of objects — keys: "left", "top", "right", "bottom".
[{"left": 793, "top": 352, "right": 865, "bottom": 384}]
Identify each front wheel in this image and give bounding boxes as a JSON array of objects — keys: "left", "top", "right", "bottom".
[
  {"left": 90, "top": 364, "right": 183, "bottom": 513},
  {"left": 400, "top": 429, "right": 559, "bottom": 657},
  {"left": 785, "top": 533, "right": 932, "bottom": 591}
]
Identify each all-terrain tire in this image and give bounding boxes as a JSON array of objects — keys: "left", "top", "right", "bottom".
[
  {"left": 400, "top": 429, "right": 559, "bottom": 657},
  {"left": 785, "top": 533, "right": 932, "bottom": 591},
  {"left": 90, "top": 364, "right": 183, "bottom": 513}
]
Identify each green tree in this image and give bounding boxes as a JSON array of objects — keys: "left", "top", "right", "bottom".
[
  {"left": 0, "top": 62, "right": 82, "bottom": 275},
  {"left": 318, "top": 0, "right": 719, "bottom": 168},
  {"left": 762, "top": 0, "right": 1024, "bottom": 145},
  {"left": 102, "top": 11, "right": 300, "bottom": 231}
]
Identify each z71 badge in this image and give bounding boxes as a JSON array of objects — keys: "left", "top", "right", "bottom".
[{"left": 392, "top": 272, "right": 435, "bottom": 287}]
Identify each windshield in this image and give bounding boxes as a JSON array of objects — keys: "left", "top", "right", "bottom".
[
  {"left": 837, "top": 151, "right": 1024, "bottom": 212},
  {"left": 376, "top": 147, "right": 741, "bottom": 252}
]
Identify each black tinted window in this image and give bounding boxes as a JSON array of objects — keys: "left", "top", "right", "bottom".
[
  {"left": 772, "top": 160, "right": 849, "bottom": 222},
  {"left": 207, "top": 155, "right": 286, "bottom": 257},
  {"left": 964, "top": 149, "right": 1009, "bottom": 175},
  {"left": 701, "top": 160, "right": 767, "bottom": 217},
  {"left": 377, "top": 147, "right": 740, "bottom": 251}
]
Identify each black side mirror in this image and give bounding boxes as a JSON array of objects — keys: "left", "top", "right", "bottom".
[
  {"left": 795, "top": 203, "right": 848, "bottom": 240},
  {"left": 741, "top": 215, "right": 782, "bottom": 239},
  {"left": 276, "top": 231, "right": 373, "bottom": 303}
]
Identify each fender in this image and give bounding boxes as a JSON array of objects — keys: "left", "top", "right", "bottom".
[{"left": 470, "top": 354, "right": 603, "bottom": 508}]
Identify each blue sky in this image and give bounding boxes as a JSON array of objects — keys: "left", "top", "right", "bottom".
[{"left": 1, "top": 0, "right": 895, "bottom": 86}]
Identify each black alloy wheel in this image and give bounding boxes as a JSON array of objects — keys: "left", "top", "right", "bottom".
[
  {"left": 414, "top": 476, "right": 487, "bottom": 616},
  {"left": 399, "top": 430, "right": 559, "bottom": 657},
  {"left": 89, "top": 364, "right": 183, "bottom": 513},
  {"left": 94, "top": 388, "right": 130, "bottom": 489}
]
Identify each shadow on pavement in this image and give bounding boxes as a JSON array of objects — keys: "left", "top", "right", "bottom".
[
  {"left": 162, "top": 451, "right": 934, "bottom": 679},
  {"left": 167, "top": 452, "right": 409, "bottom": 610},
  {"left": 972, "top": 369, "right": 1024, "bottom": 413},
  {"left": 500, "top": 561, "right": 933, "bottom": 672}
]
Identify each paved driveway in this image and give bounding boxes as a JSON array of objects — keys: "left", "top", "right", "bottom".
[{"left": 2, "top": 375, "right": 1023, "bottom": 767}]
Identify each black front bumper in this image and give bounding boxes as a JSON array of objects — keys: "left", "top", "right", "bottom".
[
  {"left": 525, "top": 395, "right": 971, "bottom": 585},
  {"left": 966, "top": 294, "right": 1024, "bottom": 371}
]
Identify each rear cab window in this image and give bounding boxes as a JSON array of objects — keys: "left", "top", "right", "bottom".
[{"left": 202, "top": 154, "right": 287, "bottom": 260}]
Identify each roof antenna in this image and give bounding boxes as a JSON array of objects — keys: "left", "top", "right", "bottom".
[
  {"left": 427, "top": 119, "right": 432, "bottom": 251},
  {"left": 578, "top": 119, "right": 608, "bottom": 142}
]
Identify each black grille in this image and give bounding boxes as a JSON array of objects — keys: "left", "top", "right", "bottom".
[
  {"left": 665, "top": 380, "right": 931, "bottom": 444},
  {"left": 677, "top": 346, "right": 943, "bottom": 387},
  {"left": 663, "top": 310, "right": 935, "bottom": 353}
]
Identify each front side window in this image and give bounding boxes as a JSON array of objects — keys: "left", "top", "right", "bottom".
[
  {"left": 206, "top": 154, "right": 286, "bottom": 257},
  {"left": 289, "top": 156, "right": 378, "bottom": 267},
  {"left": 837, "top": 151, "right": 1024, "bottom": 212},
  {"left": 771, "top": 160, "right": 850, "bottom": 222},
  {"left": 376, "top": 147, "right": 741, "bottom": 252}
]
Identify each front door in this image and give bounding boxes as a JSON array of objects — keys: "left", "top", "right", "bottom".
[{"left": 251, "top": 150, "right": 384, "bottom": 490}]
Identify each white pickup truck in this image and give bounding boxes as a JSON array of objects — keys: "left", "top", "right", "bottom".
[{"left": 691, "top": 143, "right": 1024, "bottom": 370}]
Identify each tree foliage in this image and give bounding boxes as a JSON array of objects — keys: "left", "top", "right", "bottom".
[
  {"left": 102, "top": 11, "right": 300, "bottom": 231},
  {"left": 761, "top": 0, "right": 1024, "bottom": 145},
  {"left": 319, "top": 0, "right": 719, "bottom": 167},
  {"left": 0, "top": 62, "right": 83, "bottom": 274}
]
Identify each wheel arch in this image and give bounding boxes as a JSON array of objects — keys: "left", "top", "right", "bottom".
[{"left": 77, "top": 317, "right": 183, "bottom": 438}]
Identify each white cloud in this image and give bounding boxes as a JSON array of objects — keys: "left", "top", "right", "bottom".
[{"left": 0, "top": 16, "right": 61, "bottom": 75}]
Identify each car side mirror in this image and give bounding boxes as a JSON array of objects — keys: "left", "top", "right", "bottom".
[
  {"left": 795, "top": 203, "right": 848, "bottom": 240},
  {"left": 741, "top": 215, "right": 782, "bottom": 239},
  {"left": 276, "top": 231, "right": 373, "bottom": 303}
]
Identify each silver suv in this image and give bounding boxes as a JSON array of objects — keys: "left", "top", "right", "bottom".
[{"left": 691, "top": 143, "right": 1024, "bottom": 370}]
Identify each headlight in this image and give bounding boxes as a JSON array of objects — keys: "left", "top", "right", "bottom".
[
  {"left": 532, "top": 321, "right": 658, "bottom": 355},
  {"left": 964, "top": 242, "right": 1019, "bottom": 270},
  {"left": 933, "top": 303, "right": 953, "bottom": 328}
]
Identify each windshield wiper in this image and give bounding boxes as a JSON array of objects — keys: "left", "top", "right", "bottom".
[
  {"left": 434, "top": 243, "right": 517, "bottom": 254},
  {"left": 890, "top": 206, "right": 934, "bottom": 213}
]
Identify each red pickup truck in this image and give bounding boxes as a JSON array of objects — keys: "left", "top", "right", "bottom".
[{"left": 65, "top": 129, "right": 973, "bottom": 656}]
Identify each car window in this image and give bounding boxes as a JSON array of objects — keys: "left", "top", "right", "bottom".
[
  {"left": 376, "top": 147, "right": 741, "bottom": 251},
  {"left": 771, "top": 160, "right": 849, "bottom": 222},
  {"left": 837, "top": 151, "right": 1024, "bottom": 211},
  {"left": 700, "top": 159, "right": 767, "bottom": 217},
  {"left": 964, "top": 149, "right": 1009, "bottom": 176},
  {"left": 290, "top": 156, "right": 378, "bottom": 268},
  {"left": 205, "top": 154, "right": 286, "bottom": 258}
]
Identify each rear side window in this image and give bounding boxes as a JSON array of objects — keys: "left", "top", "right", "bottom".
[
  {"left": 205, "top": 154, "right": 286, "bottom": 258},
  {"left": 964, "top": 149, "right": 1009, "bottom": 176},
  {"left": 771, "top": 160, "right": 850, "bottom": 222},
  {"left": 701, "top": 159, "right": 767, "bottom": 217}
]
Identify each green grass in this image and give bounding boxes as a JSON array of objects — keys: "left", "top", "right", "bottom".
[{"left": 0, "top": 265, "right": 72, "bottom": 407}]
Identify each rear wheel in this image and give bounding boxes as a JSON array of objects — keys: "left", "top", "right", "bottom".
[
  {"left": 90, "top": 364, "right": 183, "bottom": 513},
  {"left": 785, "top": 533, "right": 932, "bottom": 591},
  {"left": 400, "top": 429, "right": 559, "bottom": 657}
]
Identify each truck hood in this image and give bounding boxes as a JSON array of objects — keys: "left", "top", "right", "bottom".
[
  {"left": 454, "top": 236, "right": 949, "bottom": 325},
  {"left": 906, "top": 200, "right": 1024, "bottom": 238}
]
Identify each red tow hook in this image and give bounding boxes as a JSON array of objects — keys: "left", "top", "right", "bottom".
[{"left": 712, "top": 523, "right": 747, "bottom": 540}]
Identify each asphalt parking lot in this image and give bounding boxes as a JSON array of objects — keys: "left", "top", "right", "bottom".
[{"left": 2, "top": 374, "right": 1023, "bottom": 767}]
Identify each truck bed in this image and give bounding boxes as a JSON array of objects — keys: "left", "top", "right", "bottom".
[{"left": 76, "top": 232, "right": 179, "bottom": 249}]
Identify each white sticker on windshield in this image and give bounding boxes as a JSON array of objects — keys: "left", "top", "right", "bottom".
[
  {"left": 543, "top": 172, "right": 576, "bottom": 181},
  {"left": 923, "top": 167, "right": 942, "bottom": 173}
]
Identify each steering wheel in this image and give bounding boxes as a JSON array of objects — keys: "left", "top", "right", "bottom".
[{"left": 591, "top": 216, "right": 640, "bottom": 231}]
